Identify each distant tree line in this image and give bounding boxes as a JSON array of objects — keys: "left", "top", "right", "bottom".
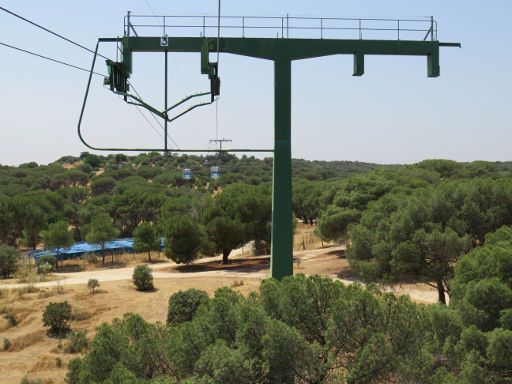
[{"left": 0, "top": 152, "right": 380, "bottom": 266}]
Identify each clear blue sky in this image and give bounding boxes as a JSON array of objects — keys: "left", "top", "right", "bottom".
[{"left": 0, "top": 1, "right": 511, "bottom": 165}]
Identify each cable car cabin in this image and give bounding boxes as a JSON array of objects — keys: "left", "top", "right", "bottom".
[
  {"left": 210, "top": 166, "right": 220, "bottom": 179},
  {"left": 183, "top": 168, "right": 192, "bottom": 180}
]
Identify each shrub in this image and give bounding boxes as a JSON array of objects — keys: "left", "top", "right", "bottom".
[
  {"left": 500, "top": 308, "right": 512, "bottom": 330},
  {"left": 87, "top": 278, "right": 100, "bottom": 293},
  {"left": 4, "top": 312, "right": 17, "bottom": 327},
  {"left": 132, "top": 264, "right": 154, "bottom": 291},
  {"left": 35, "top": 255, "right": 57, "bottom": 273},
  {"left": 42, "top": 301, "right": 72, "bottom": 336},
  {"left": 36, "top": 262, "right": 52, "bottom": 276},
  {"left": 83, "top": 253, "right": 97, "bottom": 264},
  {"left": 487, "top": 328, "right": 512, "bottom": 369},
  {"left": 66, "top": 358, "right": 82, "bottom": 384},
  {"left": 16, "top": 264, "right": 40, "bottom": 284},
  {"left": 20, "top": 377, "right": 44, "bottom": 384},
  {"left": 167, "top": 289, "right": 209, "bottom": 326},
  {"left": 56, "top": 356, "right": 63, "bottom": 368},
  {"left": 3, "top": 337, "right": 11, "bottom": 351},
  {"left": 0, "top": 244, "right": 20, "bottom": 278},
  {"left": 65, "top": 330, "right": 88, "bottom": 353}
]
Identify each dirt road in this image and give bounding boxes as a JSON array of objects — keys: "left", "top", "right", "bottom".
[{"left": 0, "top": 246, "right": 440, "bottom": 304}]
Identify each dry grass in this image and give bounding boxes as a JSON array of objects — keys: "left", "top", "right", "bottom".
[
  {"left": 230, "top": 280, "right": 245, "bottom": 288},
  {"left": 54, "top": 250, "right": 168, "bottom": 274},
  {"left": 293, "top": 223, "right": 329, "bottom": 250},
  {"left": 9, "top": 330, "right": 46, "bottom": 352}
]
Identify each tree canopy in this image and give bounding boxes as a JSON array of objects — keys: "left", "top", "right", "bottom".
[{"left": 85, "top": 214, "right": 120, "bottom": 264}]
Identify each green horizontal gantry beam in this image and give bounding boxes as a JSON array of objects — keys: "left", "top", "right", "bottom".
[
  {"left": 119, "top": 36, "right": 458, "bottom": 77},
  {"left": 113, "top": 35, "right": 458, "bottom": 280}
]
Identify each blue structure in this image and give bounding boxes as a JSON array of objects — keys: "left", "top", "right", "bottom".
[
  {"left": 26, "top": 239, "right": 132, "bottom": 260},
  {"left": 25, "top": 238, "right": 164, "bottom": 261}
]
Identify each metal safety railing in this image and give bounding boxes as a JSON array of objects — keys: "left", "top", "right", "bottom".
[{"left": 124, "top": 13, "right": 438, "bottom": 41}]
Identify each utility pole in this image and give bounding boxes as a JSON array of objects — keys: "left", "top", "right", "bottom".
[{"left": 209, "top": 138, "right": 232, "bottom": 151}]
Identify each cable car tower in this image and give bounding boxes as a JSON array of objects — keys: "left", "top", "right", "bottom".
[{"left": 78, "top": 12, "right": 459, "bottom": 279}]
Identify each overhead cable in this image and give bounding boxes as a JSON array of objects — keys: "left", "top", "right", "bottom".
[
  {"left": 0, "top": 41, "right": 105, "bottom": 76},
  {"left": 129, "top": 81, "right": 180, "bottom": 149},
  {"left": 0, "top": 5, "right": 111, "bottom": 61}
]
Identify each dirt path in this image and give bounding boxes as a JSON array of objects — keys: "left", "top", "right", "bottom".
[{"left": 0, "top": 245, "right": 440, "bottom": 304}]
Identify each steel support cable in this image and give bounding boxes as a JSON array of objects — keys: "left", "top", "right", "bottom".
[
  {"left": 0, "top": 6, "right": 111, "bottom": 61},
  {"left": 128, "top": 81, "right": 180, "bottom": 148},
  {"left": 133, "top": 105, "right": 165, "bottom": 140},
  {"left": 0, "top": 41, "right": 106, "bottom": 76},
  {"left": 217, "top": 0, "right": 221, "bottom": 63}
]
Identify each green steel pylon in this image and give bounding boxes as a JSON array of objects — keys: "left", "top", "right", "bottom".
[{"left": 78, "top": 16, "right": 460, "bottom": 280}]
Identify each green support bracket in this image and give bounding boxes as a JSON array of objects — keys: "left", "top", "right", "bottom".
[
  {"left": 427, "top": 50, "right": 440, "bottom": 77},
  {"left": 201, "top": 38, "right": 212, "bottom": 75},
  {"left": 353, "top": 52, "right": 364, "bottom": 76}
]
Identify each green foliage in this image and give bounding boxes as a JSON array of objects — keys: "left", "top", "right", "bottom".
[
  {"left": 0, "top": 244, "right": 20, "bottom": 278},
  {"left": 316, "top": 206, "right": 361, "bottom": 242},
  {"left": 35, "top": 255, "right": 57, "bottom": 274},
  {"left": 85, "top": 214, "right": 119, "bottom": 264},
  {"left": 42, "top": 301, "right": 72, "bottom": 336},
  {"left": 91, "top": 176, "right": 117, "bottom": 196},
  {"left": 499, "top": 308, "right": 512, "bottom": 330},
  {"left": 457, "top": 278, "right": 512, "bottom": 331},
  {"left": 347, "top": 179, "right": 512, "bottom": 303},
  {"left": 204, "top": 183, "right": 272, "bottom": 259},
  {"left": 65, "top": 358, "right": 82, "bottom": 384},
  {"left": 163, "top": 214, "right": 204, "bottom": 264},
  {"left": 64, "top": 330, "right": 88, "bottom": 354},
  {"left": 416, "top": 159, "right": 467, "bottom": 179},
  {"left": 77, "top": 313, "right": 172, "bottom": 383},
  {"left": 167, "top": 289, "right": 209, "bottom": 326},
  {"left": 132, "top": 264, "right": 154, "bottom": 291},
  {"left": 417, "top": 226, "right": 512, "bottom": 383},
  {"left": 133, "top": 223, "right": 160, "bottom": 262},
  {"left": 75, "top": 276, "right": 431, "bottom": 383},
  {"left": 204, "top": 215, "right": 244, "bottom": 264},
  {"left": 3, "top": 337, "right": 11, "bottom": 351},
  {"left": 20, "top": 377, "right": 44, "bottom": 384},
  {"left": 82, "top": 153, "right": 103, "bottom": 170},
  {"left": 87, "top": 278, "right": 100, "bottom": 293},
  {"left": 451, "top": 226, "right": 512, "bottom": 330},
  {"left": 487, "top": 328, "right": 512, "bottom": 369},
  {"left": 43, "top": 221, "right": 74, "bottom": 251},
  {"left": 292, "top": 179, "right": 328, "bottom": 225}
]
